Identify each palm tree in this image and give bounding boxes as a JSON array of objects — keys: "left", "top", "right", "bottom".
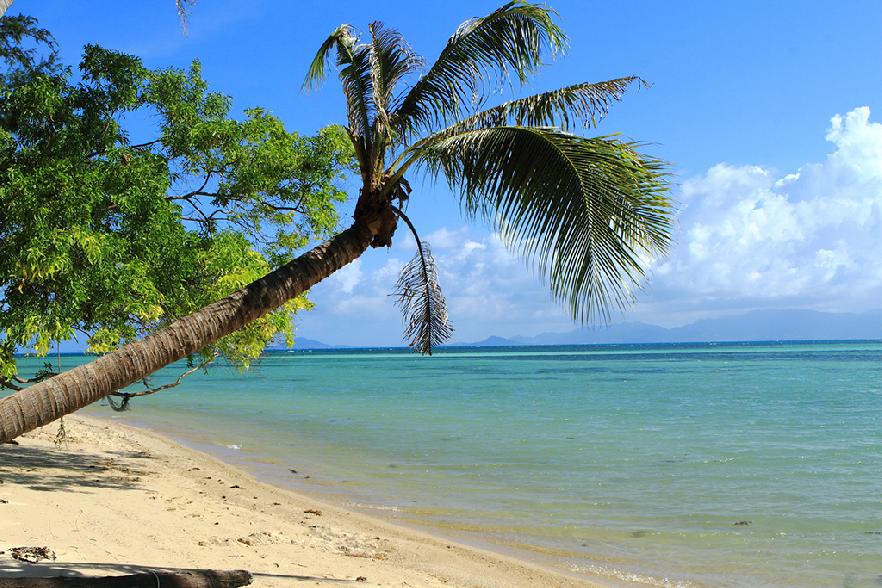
[{"left": 0, "top": 1, "right": 671, "bottom": 443}]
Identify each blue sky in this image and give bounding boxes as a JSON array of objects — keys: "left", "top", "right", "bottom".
[{"left": 19, "top": 0, "right": 882, "bottom": 345}]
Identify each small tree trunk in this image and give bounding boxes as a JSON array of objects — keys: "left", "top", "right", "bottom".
[
  {"left": 0, "top": 223, "right": 373, "bottom": 443},
  {"left": 0, "top": 569, "right": 252, "bottom": 587},
  {"left": 0, "top": 1, "right": 13, "bottom": 18}
]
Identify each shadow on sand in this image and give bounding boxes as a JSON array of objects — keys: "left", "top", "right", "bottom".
[
  {"left": 0, "top": 443, "right": 147, "bottom": 493},
  {"left": 0, "top": 444, "right": 360, "bottom": 584}
]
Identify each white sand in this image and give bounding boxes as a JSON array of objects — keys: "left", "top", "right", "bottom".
[{"left": 0, "top": 415, "right": 613, "bottom": 587}]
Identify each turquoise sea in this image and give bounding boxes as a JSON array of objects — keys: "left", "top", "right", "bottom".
[{"left": 18, "top": 341, "right": 882, "bottom": 587}]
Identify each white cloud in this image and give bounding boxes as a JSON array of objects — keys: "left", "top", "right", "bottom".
[
  {"left": 326, "top": 258, "right": 362, "bottom": 294},
  {"left": 425, "top": 226, "right": 470, "bottom": 249},
  {"left": 652, "top": 106, "right": 882, "bottom": 311}
]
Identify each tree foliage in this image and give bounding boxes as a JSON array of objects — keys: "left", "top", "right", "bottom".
[{"left": 0, "top": 16, "right": 354, "bottom": 384}]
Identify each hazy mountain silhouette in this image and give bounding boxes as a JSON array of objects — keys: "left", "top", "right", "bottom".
[{"left": 463, "top": 309, "right": 882, "bottom": 346}]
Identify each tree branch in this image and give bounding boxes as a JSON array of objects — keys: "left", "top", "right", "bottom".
[
  {"left": 167, "top": 172, "right": 214, "bottom": 201},
  {"left": 108, "top": 352, "right": 217, "bottom": 410},
  {"left": 88, "top": 139, "right": 162, "bottom": 160},
  {"left": 0, "top": 379, "right": 23, "bottom": 392}
]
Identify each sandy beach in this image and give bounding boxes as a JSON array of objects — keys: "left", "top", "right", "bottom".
[{"left": 0, "top": 415, "right": 607, "bottom": 587}]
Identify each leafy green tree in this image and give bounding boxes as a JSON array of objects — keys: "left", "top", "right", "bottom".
[
  {"left": 0, "top": 1, "right": 672, "bottom": 442},
  {"left": 0, "top": 16, "right": 353, "bottom": 401}
]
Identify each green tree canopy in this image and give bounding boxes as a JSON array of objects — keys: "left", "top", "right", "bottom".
[{"left": 0, "top": 16, "right": 354, "bottom": 391}]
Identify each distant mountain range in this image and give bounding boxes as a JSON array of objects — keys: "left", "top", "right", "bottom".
[
  {"left": 460, "top": 309, "right": 882, "bottom": 346},
  {"left": 284, "top": 309, "right": 882, "bottom": 349},
  {"left": 288, "top": 337, "right": 336, "bottom": 349}
]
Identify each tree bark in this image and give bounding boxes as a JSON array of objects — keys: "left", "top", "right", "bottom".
[
  {"left": 0, "top": 569, "right": 252, "bottom": 587},
  {"left": 0, "top": 1, "right": 12, "bottom": 18},
  {"left": 0, "top": 222, "right": 373, "bottom": 443}
]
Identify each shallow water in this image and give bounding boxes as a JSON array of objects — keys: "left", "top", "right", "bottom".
[{"left": 18, "top": 341, "right": 882, "bottom": 587}]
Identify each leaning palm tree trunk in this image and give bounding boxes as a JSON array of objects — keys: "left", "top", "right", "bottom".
[{"left": 0, "top": 223, "right": 373, "bottom": 443}]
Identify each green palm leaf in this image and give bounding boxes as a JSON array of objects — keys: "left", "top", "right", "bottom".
[
  {"left": 367, "top": 21, "right": 424, "bottom": 167},
  {"left": 393, "top": 1, "right": 566, "bottom": 137},
  {"left": 367, "top": 21, "right": 424, "bottom": 116},
  {"left": 303, "top": 25, "right": 375, "bottom": 169},
  {"left": 302, "top": 25, "right": 357, "bottom": 91},
  {"left": 449, "top": 77, "right": 645, "bottom": 133},
  {"left": 413, "top": 126, "right": 671, "bottom": 321}
]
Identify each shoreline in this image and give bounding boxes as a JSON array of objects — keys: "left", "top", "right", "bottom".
[
  {"left": 108, "top": 412, "right": 600, "bottom": 578},
  {"left": 0, "top": 415, "right": 618, "bottom": 587}
]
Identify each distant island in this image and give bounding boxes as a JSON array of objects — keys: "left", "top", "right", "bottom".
[
  {"left": 461, "top": 309, "right": 882, "bottom": 346},
  {"left": 291, "top": 309, "right": 882, "bottom": 349}
]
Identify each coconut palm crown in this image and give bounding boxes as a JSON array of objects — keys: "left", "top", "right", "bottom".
[{"left": 304, "top": 1, "right": 672, "bottom": 352}]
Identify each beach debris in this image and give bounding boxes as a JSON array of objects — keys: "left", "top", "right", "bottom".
[
  {"left": 0, "top": 569, "right": 254, "bottom": 586},
  {"left": 53, "top": 418, "right": 68, "bottom": 447},
  {"left": 733, "top": 520, "right": 752, "bottom": 526},
  {"left": 289, "top": 468, "right": 298, "bottom": 474},
  {"left": 0, "top": 499, "right": 7, "bottom": 504},
  {"left": 356, "top": 576, "right": 367, "bottom": 582},
  {"left": 304, "top": 509, "right": 323, "bottom": 516},
  {"left": 229, "top": 485, "right": 241, "bottom": 489},
  {"left": 9, "top": 545, "right": 56, "bottom": 563},
  {"left": 228, "top": 532, "right": 288, "bottom": 547}
]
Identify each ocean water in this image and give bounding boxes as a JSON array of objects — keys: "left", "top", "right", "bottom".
[{"left": 15, "top": 341, "right": 882, "bottom": 587}]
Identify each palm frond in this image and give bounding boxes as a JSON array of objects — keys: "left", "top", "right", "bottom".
[
  {"left": 393, "top": 241, "right": 454, "bottom": 355},
  {"left": 302, "top": 25, "right": 357, "bottom": 91},
  {"left": 338, "top": 43, "right": 376, "bottom": 140},
  {"left": 450, "top": 77, "right": 645, "bottom": 133},
  {"left": 303, "top": 26, "right": 376, "bottom": 169},
  {"left": 414, "top": 126, "right": 671, "bottom": 321},
  {"left": 368, "top": 21, "right": 424, "bottom": 117},
  {"left": 175, "top": 0, "right": 197, "bottom": 33},
  {"left": 393, "top": 1, "right": 566, "bottom": 137},
  {"left": 368, "top": 21, "right": 424, "bottom": 167}
]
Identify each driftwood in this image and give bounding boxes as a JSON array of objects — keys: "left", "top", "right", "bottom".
[{"left": 0, "top": 569, "right": 252, "bottom": 587}]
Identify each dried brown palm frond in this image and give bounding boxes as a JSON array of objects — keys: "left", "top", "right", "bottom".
[
  {"left": 175, "top": 0, "right": 197, "bottom": 33},
  {"left": 393, "top": 241, "right": 453, "bottom": 355}
]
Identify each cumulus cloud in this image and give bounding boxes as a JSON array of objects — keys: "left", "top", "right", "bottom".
[
  {"left": 652, "top": 106, "right": 882, "bottom": 313},
  {"left": 326, "top": 258, "right": 362, "bottom": 295}
]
